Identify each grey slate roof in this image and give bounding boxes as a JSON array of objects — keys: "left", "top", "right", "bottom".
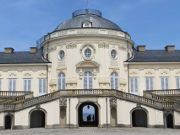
[
  {"left": 128, "top": 50, "right": 180, "bottom": 62},
  {"left": 55, "top": 9, "right": 122, "bottom": 31},
  {"left": 0, "top": 51, "right": 49, "bottom": 64}
]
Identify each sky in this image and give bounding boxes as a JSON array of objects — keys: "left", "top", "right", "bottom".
[{"left": 0, "top": 0, "right": 180, "bottom": 51}]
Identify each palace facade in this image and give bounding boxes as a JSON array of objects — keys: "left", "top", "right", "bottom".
[{"left": 0, "top": 9, "right": 180, "bottom": 129}]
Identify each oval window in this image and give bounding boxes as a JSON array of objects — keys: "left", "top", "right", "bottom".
[
  {"left": 84, "top": 48, "right": 92, "bottom": 59},
  {"left": 58, "top": 50, "right": 65, "bottom": 60},
  {"left": 111, "top": 49, "right": 117, "bottom": 59}
]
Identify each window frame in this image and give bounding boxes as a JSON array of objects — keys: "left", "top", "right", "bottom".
[
  {"left": 58, "top": 72, "right": 65, "bottom": 90},
  {"left": 111, "top": 49, "right": 117, "bottom": 59},
  {"left": 24, "top": 78, "right": 32, "bottom": 91},
  {"left": 160, "top": 76, "right": 169, "bottom": 90},
  {"left": 145, "top": 77, "right": 154, "bottom": 90},
  {"left": 84, "top": 71, "right": 93, "bottom": 89},
  {"left": 39, "top": 78, "right": 47, "bottom": 95},
  {"left": 129, "top": 77, "right": 139, "bottom": 95},
  {"left": 58, "top": 50, "right": 65, "bottom": 60},
  {"left": 9, "top": 78, "right": 16, "bottom": 91},
  {"left": 110, "top": 72, "right": 119, "bottom": 90},
  {"left": 176, "top": 76, "right": 180, "bottom": 89}
]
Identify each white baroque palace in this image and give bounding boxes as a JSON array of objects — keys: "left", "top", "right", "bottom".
[{"left": 0, "top": 9, "right": 180, "bottom": 129}]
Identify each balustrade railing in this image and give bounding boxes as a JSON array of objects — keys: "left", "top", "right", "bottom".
[
  {"left": 0, "top": 91, "right": 32, "bottom": 97},
  {"left": 145, "top": 89, "right": 180, "bottom": 95},
  {"left": 0, "top": 89, "right": 179, "bottom": 112}
]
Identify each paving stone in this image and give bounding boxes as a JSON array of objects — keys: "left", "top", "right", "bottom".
[{"left": 0, "top": 128, "right": 180, "bottom": 135}]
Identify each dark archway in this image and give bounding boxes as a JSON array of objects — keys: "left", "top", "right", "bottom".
[
  {"left": 166, "top": 114, "right": 174, "bottom": 128},
  {"left": 132, "top": 109, "right": 147, "bottom": 127},
  {"left": 78, "top": 102, "right": 99, "bottom": 127},
  {"left": 30, "top": 110, "right": 45, "bottom": 128},
  {"left": 5, "top": 115, "right": 12, "bottom": 129}
]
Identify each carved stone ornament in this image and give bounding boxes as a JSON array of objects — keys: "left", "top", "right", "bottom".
[
  {"left": 98, "top": 42, "right": 109, "bottom": 48},
  {"left": 36, "top": 105, "right": 41, "bottom": 109},
  {"left": 109, "top": 97, "right": 117, "bottom": 106},
  {"left": 59, "top": 98, "right": 67, "bottom": 106},
  {"left": 66, "top": 43, "right": 77, "bottom": 49}
]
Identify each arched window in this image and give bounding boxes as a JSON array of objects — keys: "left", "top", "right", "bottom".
[
  {"left": 58, "top": 73, "right": 65, "bottom": 90},
  {"left": 111, "top": 72, "right": 118, "bottom": 90},
  {"left": 84, "top": 71, "right": 93, "bottom": 89}
]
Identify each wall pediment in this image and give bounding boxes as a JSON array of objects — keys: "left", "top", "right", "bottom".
[{"left": 76, "top": 61, "right": 99, "bottom": 69}]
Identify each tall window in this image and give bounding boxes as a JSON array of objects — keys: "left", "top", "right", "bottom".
[
  {"left": 111, "top": 72, "right": 119, "bottom": 90},
  {"left": 39, "top": 78, "right": 47, "bottom": 95},
  {"left": 24, "top": 79, "right": 31, "bottom": 91},
  {"left": 9, "top": 79, "right": 16, "bottom": 91},
  {"left": 84, "top": 71, "right": 93, "bottom": 89},
  {"left": 145, "top": 77, "right": 154, "bottom": 90},
  {"left": 58, "top": 73, "right": 65, "bottom": 90},
  {"left": 161, "top": 77, "right": 168, "bottom": 90},
  {"left": 129, "top": 77, "right": 138, "bottom": 94},
  {"left": 176, "top": 77, "right": 180, "bottom": 89}
]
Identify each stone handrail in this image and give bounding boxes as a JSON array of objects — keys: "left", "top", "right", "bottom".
[
  {"left": 143, "top": 91, "right": 168, "bottom": 102},
  {"left": 145, "top": 89, "right": 180, "bottom": 95},
  {"left": 0, "top": 89, "right": 178, "bottom": 112},
  {"left": 0, "top": 91, "right": 32, "bottom": 97},
  {"left": 0, "top": 91, "right": 33, "bottom": 105}
]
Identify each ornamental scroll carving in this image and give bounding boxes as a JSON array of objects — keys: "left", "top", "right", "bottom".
[
  {"left": 59, "top": 98, "right": 67, "bottom": 106},
  {"left": 109, "top": 97, "right": 117, "bottom": 106}
]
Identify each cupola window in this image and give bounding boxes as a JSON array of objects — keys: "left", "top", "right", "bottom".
[
  {"left": 84, "top": 48, "right": 92, "bottom": 59},
  {"left": 58, "top": 50, "right": 65, "bottom": 60},
  {"left": 111, "top": 49, "right": 117, "bottom": 59},
  {"left": 82, "top": 21, "right": 92, "bottom": 28}
]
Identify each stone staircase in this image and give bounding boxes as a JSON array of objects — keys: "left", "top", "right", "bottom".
[{"left": 0, "top": 89, "right": 179, "bottom": 112}]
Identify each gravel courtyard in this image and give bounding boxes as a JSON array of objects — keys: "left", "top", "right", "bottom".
[{"left": 0, "top": 128, "right": 180, "bottom": 135}]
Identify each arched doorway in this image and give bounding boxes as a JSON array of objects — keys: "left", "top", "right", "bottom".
[
  {"left": 5, "top": 115, "right": 12, "bottom": 129},
  {"left": 166, "top": 114, "right": 174, "bottom": 128},
  {"left": 132, "top": 109, "right": 148, "bottom": 127},
  {"left": 30, "top": 110, "right": 45, "bottom": 128},
  {"left": 78, "top": 102, "right": 98, "bottom": 127}
]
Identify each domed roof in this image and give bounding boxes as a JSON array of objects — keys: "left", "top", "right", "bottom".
[{"left": 54, "top": 9, "right": 123, "bottom": 31}]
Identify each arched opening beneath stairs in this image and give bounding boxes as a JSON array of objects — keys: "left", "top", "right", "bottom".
[
  {"left": 78, "top": 102, "right": 99, "bottom": 127},
  {"left": 132, "top": 108, "right": 148, "bottom": 127},
  {"left": 4, "top": 114, "right": 13, "bottom": 129},
  {"left": 166, "top": 114, "right": 174, "bottom": 128},
  {"left": 30, "top": 110, "right": 45, "bottom": 128}
]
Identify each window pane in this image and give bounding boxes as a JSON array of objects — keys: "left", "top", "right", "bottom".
[
  {"left": 130, "top": 77, "right": 138, "bottom": 94},
  {"left": 177, "top": 77, "right": 180, "bottom": 89},
  {"left": 111, "top": 72, "right": 118, "bottom": 90},
  {"left": 84, "top": 71, "right": 93, "bottom": 89},
  {"left": 58, "top": 73, "right": 65, "bottom": 90}
]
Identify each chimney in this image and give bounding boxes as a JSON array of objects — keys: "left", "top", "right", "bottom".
[
  {"left": 4, "top": 47, "right": 14, "bottom": 54},
  {"left": 165, "top": 45, "right": 175, "bottom": 52},
  {"left": 136, "top": 45, "right": 146, "bottom": 52},
  {"left": 30, "top": 47, "right": 37, "bottom": 53}
]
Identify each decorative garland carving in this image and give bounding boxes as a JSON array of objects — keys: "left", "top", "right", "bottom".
[
  {"left": 109, "top": 97, "right": 117, "bottom": 106},
  {"left": 59, "top": 98, "right": 67, "bottom": 106}
]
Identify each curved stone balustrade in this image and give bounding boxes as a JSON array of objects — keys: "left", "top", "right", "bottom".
[{"left": 0, "top": 89, "right": 178, "bottom": 112}]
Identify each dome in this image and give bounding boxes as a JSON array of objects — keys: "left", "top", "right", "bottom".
[{"left": 54, "top": 9, "right": 123, "bottom": 31}]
